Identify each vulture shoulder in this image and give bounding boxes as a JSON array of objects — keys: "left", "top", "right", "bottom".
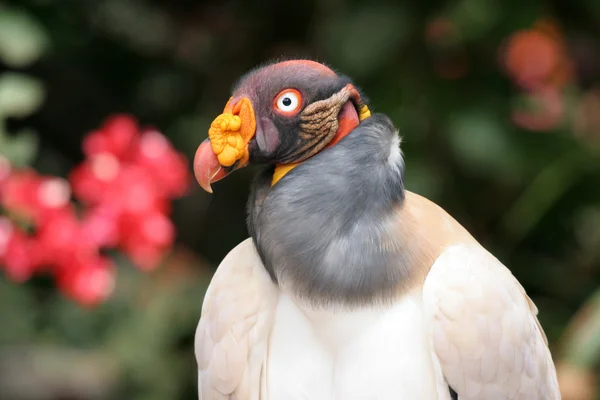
[
  {"left": 422, "top": 242, "right": 561, "bottom": 400},
  {"left": 194, "top": 238, "right": 279, "bottom": 399}
]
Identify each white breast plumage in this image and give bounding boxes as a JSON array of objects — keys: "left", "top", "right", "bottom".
[
  {"left": 265, "top": 292, "right": 445, "bottom": 400},
  {"left": 195, "top": 236, "right": 560, "bottom": 400}
]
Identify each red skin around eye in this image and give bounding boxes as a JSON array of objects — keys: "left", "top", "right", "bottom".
[{"left": 273, "top": 89, "right": 303, "bottom": 117}]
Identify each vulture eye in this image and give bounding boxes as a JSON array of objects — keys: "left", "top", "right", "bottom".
[{"left": 274, "top": 89, "right": 302, "bottom": 116}]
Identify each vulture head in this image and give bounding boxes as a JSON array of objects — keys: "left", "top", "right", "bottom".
[{"left": 193, "top": 59, "right": 371, "bottom": 192}]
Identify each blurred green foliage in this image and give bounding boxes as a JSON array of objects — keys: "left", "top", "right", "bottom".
[
  {"left": 1, "top": 0, "right": 600, "bottom": 399},
  {"left": 0, "top": 3, "right": 43, "bottom": 166}
]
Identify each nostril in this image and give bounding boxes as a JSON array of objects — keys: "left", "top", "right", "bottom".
[
  {"left": 224, "top": 96, "right": 243, "bottom": 115},
  {"left": 231, "top": 99, "right": 243, "bottom": 115}
]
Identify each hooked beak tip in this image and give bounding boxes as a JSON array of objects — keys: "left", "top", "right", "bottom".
[
  {"left": 200, "top": 181, "right": 213, "bottom": 194},
  {"left": 202, "top": 165, "right": 224, "bottom": 194},
  {"left": 194, "top": 139, "right": 242, "bottom": 193},
  {"left": 194, "top": 139, "right": 219, "bottom": 194}
]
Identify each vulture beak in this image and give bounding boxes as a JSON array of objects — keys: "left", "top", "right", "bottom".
[{"left": 194, "top": 97, "right": 256, "bottom": 193}]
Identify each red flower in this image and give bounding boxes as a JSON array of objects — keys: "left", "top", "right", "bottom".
[
  {"left": 80, "top": 203, "right": 121, "bottom": 248},
  {"left": 57, "top": 254, "right": 115, "bottom": 307},
  {"left": 70, "top": 115, "right": 189, "bottom": 274},
  {"left": 36, "top": 177, "right": 73, "bottom": 222},
  {"left": 107, "top": 164, "right": 169, "bottom": 215},
  {"left": 36, "top": 207, "right": 97, "bottom": 269},
  {"left": 83, "top": 115, "right": 139, "bottom": 159},
  {"left": 0, "top": 156, "right": 11, "bottom": 190},
  {"left": 504, "top": 30, "right": 559, "bottom": 90},
  {"left": 0, "top": 218, "right": 40, "bottom": 282},
  {"left": 1, "top": 113, "right": 191, "bottom": 307},
  {"left": 501, "top": 19, "right": 573, "bottom": 92},
  {"left": 1, "top": 170, "right": 42, "bottom": 221},
  {"left": 1, "top": 170, "right": 72, "bottom": 225},
  {"left": 132, "top": 130, "right": 190, "bottom": 197},
  {"left": 119, "top": 210, "right": 175, "bottom": 270},
  {"left": 70, "top": 152, "right": 121, "bottom": 205},
  {"left": 511, "top": 87, "right": 564, "bottom": 131}
]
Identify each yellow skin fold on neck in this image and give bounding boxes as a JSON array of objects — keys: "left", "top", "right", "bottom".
[
  {"left": 271, "top": 105, "right": 372, "bottom": 187},
  {"left": 271, "top": 163, "right": 299, "bottom": 186}
]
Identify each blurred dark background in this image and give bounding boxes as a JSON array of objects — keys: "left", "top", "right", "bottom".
[{"left": 1, "top": 0, "right": 600, "bottom": 399}]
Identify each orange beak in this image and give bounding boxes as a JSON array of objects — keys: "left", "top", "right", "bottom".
[{"left": 194, "top": 97, "right": 256, "bottom": 193}]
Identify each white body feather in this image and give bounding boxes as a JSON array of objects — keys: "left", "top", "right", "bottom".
[
  {"left": 265, "top": 292, "right": 446, "bottom": 400},
  {"left": 195, "top": 238, "right": 560, "bottom": 400}
]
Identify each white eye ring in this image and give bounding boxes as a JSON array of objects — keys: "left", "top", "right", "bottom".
[{"left": 275, "top": 90, "right": 301, "bottom": 114}]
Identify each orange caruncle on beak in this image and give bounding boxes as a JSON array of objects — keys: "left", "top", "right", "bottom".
[
  {"left": 209, "top": 97, "right": 256, "bottom": 167},
  {"left": 194, "top": 97, "right": 256, "bottom": 193}
]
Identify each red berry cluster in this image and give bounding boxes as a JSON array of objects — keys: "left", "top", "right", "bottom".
[{"left": 0, "top": 115, "right": 190, "bottom": 306}]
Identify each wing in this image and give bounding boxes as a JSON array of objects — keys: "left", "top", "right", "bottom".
[
  {"left": 422, "top": 243, "right": 561, "bottom": 400},
  {"left": 195, "top": 238, "right": 279, "bottom": 400}
]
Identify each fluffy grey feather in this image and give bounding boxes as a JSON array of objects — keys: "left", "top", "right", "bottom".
[{"left": 248, "top": 114, "right": 407, "bottom": 308}]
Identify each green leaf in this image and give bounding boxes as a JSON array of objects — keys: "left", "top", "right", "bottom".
[
  {"left": 561, "top": 288, "right": 600, "bottom": 368},
  {"left": 0, "top": 6, "right": 49, "bottom": 67},
  {"left": 0, "top": 73, "right": 45, "bottom": 118},
  {"left": 447, "top": 109, "right": 516, "bottom": 177},
  {"left": 0, "top": 277, "right": 38, "bottom": 344},
  {"left": 318, "top": 4, "right": 412, "bottom": 77},
  {"left": 500, "top": 150, "right": 588, "bottom": 248},
  {"left": 3, "top": 128, "right": 40, "bottom": 167},
  {"left": 447, "top": 0, "right": 502, "bottom": 41},
  {"left": 403, "top": 158, "right": 443, "bottom": 200}
]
